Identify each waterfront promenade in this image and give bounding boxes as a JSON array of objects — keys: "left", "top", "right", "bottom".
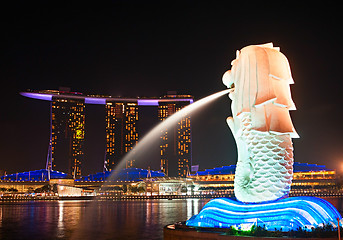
[{"left": 1, "top": 191, "right": 343, "bottom": 205}]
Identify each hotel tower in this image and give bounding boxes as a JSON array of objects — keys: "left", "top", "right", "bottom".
[
  {"left": 158, "top": 94, "right": 192, "bottom": 177},
  {"left": 21, "top": 89, "right": 193, "bottom": 178},
  {"left": 49, "top": 97, "right": 85, "bottom": 179},
  {"left": 105, "top": 101, "right": 139, "bottom": 170}
]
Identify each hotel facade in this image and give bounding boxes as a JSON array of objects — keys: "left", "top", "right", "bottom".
[
  {"left": 21, "top": 89, "right": 193, "bottom": 178},
  {"left": 49, "top": 97, "right": 85, "bottom": 179}
]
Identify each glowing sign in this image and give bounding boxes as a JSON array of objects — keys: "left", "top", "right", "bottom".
[{"left": 75, "top": 129, "right": 84, "bottom": 139}]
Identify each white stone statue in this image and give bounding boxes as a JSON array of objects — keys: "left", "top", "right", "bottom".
[{"left": 223, "top": 43, "right": 299, "bottom": 203}]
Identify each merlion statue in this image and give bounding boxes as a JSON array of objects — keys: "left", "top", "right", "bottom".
[
  {"left": 223, "top": 43, "right": 299, "bottom": 203},
  {"left": 186, "top": 43, "right": 342, "bottom": 231}
]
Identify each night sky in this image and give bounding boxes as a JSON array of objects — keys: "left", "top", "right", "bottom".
[{"left": 1, "top": 2, "right": 343, "bottom": 175}]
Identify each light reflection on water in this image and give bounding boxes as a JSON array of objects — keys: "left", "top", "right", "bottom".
[
  {"left": 187, "top": 199, "right": 199, "bottom": 220},
  {"left": 2, "top": 197, "right": 340, "bottom": 239},
  {"left": 0, "top": 199, "right": 207, "bottom": 240},
  {"left": 0, "top": 201, "right": 85, "bottom": 240}
]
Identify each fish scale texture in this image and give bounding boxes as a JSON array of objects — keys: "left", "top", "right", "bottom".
[{"left": 234, "top": 113, "right": 293, "bottom": 203}]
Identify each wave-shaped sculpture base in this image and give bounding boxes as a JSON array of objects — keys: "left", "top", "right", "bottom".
[{"left": 186, "top": 197, "right": 342, "bottom": 231}]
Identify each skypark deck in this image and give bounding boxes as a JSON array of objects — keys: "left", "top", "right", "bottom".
[{"left": 20, "top": 90, "right": 194, "bottom": 105}]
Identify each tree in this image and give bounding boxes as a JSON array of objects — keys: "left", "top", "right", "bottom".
[
  {"left": 34, "top": 184, "right": 53, "bottom": 193},
  {"left": 7, "top": 187, "right": 18, "bottom": 192},
  {"left": 137, "top": 186, "right": 146, "bottom": 193},
  {"left": 181, "top": 185, "right": 187, "bottom": 193},
  {"left": 189, "top": 184, "right": 195, "bottom": 194},
  {"left": 122, "top": 185, "right": 128, "bottom": 193},
  {"left": 52, "top": 184, "right": 58, "bottom": 193},
  {"left": 27, "top": 187, "right": 34, "bottom": 193},
  {"left": 129, "top": 186, "right": 138, "bottom": 193}
]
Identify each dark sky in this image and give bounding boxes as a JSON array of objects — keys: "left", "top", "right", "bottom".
[{"left": 1, "top": 1, "right": 343, "bottom": 175}]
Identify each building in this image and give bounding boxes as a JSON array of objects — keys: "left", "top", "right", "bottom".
[
  {"left": 0, "top": 168, "right": 164, "bottom": 196},
  {"left": 0, "top": 163, "right": 340, "bottom": 198},
  {"left": 1, "top": 169, "right": 67, "bottom": 181},
  {"left": 50, "top": 94, "right": 85, "bottom": 179},
  {"left": 21, "top": 89, "right": 193, "bottom": 177},
  {"left": 158, "top": 93, "right": 192, "bottom": 177},
  {"left": 105, "top": 101, "right": 139, "bottom": 170},
  {"left": 27, "top": 88, "right": 86, "bottom": 179},
  {"left": 0, "top": 169, "right": 68, "bottom": 193},
  {"left": 78, "top": 168, "right": 165, "bottom": 182},
  {"left": 189, "top": 162, "right": 338, "bottom": 196}
]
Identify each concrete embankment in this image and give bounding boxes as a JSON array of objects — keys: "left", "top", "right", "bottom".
[{"left": 164, "top": 224, "right": 339, "bottom": 240}]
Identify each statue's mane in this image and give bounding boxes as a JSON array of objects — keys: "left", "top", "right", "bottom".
[{"left": 231, "top": 43, "right": 298, "bottom": 138}]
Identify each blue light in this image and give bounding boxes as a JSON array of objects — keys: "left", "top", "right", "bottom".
[
  {"left": 20, "top": 92, "right": 53, "bottom": 101},
  {"left": 85, "top": 97, "right": 106, "bottom": 104},
  {"left": 1, "top": 169, "right": 67, "bottom": 181},
  {"left": 76, "top": 168, "right": 165, "bottom": 181},
  {"left": 190, "top": 162, "right": 332, "bottom": 177},
  {"left": 137, "top": 99, "right": 159, "bottom": 106},
  {"left": 186, "top": 197, "right": 342, "bottom": 231}
]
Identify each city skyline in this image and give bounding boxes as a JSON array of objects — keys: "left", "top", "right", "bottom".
[
  {"left": 1, "top": 2, "right": 342, "bottom": 175},
  {"left": 1, "top": 3, "right": 343, "bottom": 240},
  {"left": 21, "top": 88, "right": 193, "bottom": 177}
]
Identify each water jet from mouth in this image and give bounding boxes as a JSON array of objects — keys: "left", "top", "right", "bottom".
[
  {"left": 71, "top": 89, "right": 230, "bottom": 239},
  {"left": 106, "top": 88, "right": 230, "bottom": 180}
]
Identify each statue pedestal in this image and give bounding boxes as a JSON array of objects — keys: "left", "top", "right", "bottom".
[{"left": 186, "top": 197, "right": 342, "bottom": 231}]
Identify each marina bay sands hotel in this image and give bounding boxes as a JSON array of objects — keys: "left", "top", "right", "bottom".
[{"left": 21, "top": 88, "right": 193, "bottom": 179}]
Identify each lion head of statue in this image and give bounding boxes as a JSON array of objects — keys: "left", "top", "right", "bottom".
[{"left": 223, "top": 43, "right": 298, "bottom": 138}]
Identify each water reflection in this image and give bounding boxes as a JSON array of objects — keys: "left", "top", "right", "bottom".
[
  {"left": 57, "top": 201, "right": 64, "bottom": 237},
  {"left": 1, "top": 198, "right": 341, "bottom": 239},
  {"left": 72, "top": 199, "right": 207, "bottom": 240},
  {"left": 187, "top": 198, "right": 200, "bottom": 220},
  {"left": 55, "top": 201, "right": 82, "bottom": 238},
  {"left": 0, "top": 199, "right": 207, "bottom": 240},
  {"left": 0, "top": 201, "right": 85, "bottom": 240}
]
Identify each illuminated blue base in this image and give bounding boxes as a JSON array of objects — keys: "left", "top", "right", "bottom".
[{"left": 186, "top": 197, "right": 342, "bottom": 231}]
